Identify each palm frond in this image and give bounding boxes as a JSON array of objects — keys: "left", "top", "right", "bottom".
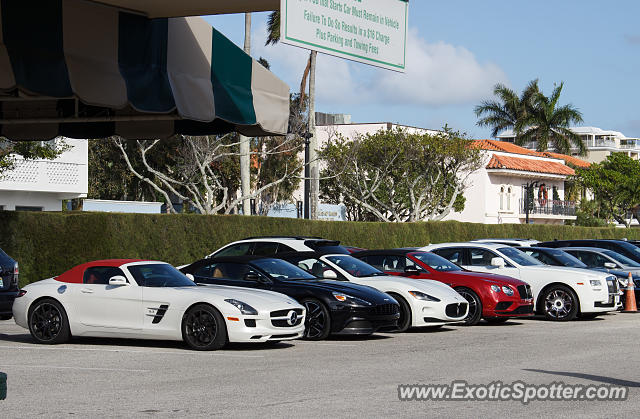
[{"left": 265, "top": 11, "right": 280, "bottom": 46}]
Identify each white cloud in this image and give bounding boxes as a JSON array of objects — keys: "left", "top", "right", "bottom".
[{"left": 252, "top": 25, "right": 508, "bottom": 108}]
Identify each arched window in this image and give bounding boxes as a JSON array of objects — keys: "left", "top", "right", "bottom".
[
  {"left": 507, "top": 186, "right": 512, "bottom": 211},
  {"left": 499, "top": 186, "right": 505, "bottom": 210}
]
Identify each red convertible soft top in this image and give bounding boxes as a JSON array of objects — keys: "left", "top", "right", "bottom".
[{"left": 55, "top": 259, "right": 146, "bottom": 284}]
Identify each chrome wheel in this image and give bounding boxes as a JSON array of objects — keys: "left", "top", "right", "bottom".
[
  {"left": 544, "top": 288, "right": 575, "bottom": 320},
  {"left": 302, "top": 300, "right": 329, "bottom": 340},
  {"left": 184, "top": 309, "right": 218, "bottom": 348}
]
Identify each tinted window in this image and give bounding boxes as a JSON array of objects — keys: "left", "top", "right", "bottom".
[
  {"left": 252, "top": 259, "right": 316, "bottom": 280},
  {"left": 305, "top": 241, "right": 350, "bottom": 254},
  {"left": 83, "top": 266, "right": 127, "bottom": 285},
  {"left": 380, "top": 255, "right": 405, "bottom": 272},
  {"left": 602, "top": 250, "right": 640, "bottom": 267},
  {"left": 215, "top": 243, "right": 252, "bottom": 257},
  {"left": 200, "top": 263, "right": 251, "bottom": 280},
  {"left": 498, "top": 247, "right": 542, "bottom": 266},
  {"left": 194, "top": 264, "right": 212, "bottom": 278},
  {"left": 128, "top": 264, "right": 197, "bottom": 287},
  {"left": 521, "top": 249, "right": 557, "bottom": 266},
  {"left": 252, "top": 242, "right": 279, "bottom": 256},
  {"left": 294, "top": 258, "right": 338, "bottom": 278},
  {"left": 411, "top": 252, "right": 462, "bottom": 272},
  {"left": 276, "top": 244, "right": 295, "bottom": 253},
  {"left": 324, "top": 255, "right": 384, "bottom": 278},
  {"left": 469, "top": 248, "right": 499, "bottom": 266},
  {"left": 361, "top": 255, "right": 386, "bottom": 270},
  {"left": 433, "top": 248, "right": 464, "bottom": 265}
]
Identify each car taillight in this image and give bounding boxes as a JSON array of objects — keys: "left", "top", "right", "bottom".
[{"left": 16, "top": 290, "right": 27, "bottom": 298}]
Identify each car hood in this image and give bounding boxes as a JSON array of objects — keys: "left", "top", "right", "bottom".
[
  {"left": 438, "top": 270, "right": 526, "bottom": 287},
  {"left": 356, "top": 275, "right": 465, "bottom": 301},
  {"left": 281, "top": 279, "right": 393, "bottom": 304},
  {"left": 172, "top": 284, "right": 302, "bottom": 309},
  {"left": 520, "top": 265, "right": 612, "bottom": 279}
]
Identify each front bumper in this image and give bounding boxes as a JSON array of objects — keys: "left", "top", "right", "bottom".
[
  {"left": 0, "top": 289, "right": 19, "bottom": 317},
  {"left": 485, "top": 299, "right": 534, "bottom": 318},
  {"left": 330, "top": 303, "right": 400, "bottom": 335},
  {"left": 414, "top": 300, "right": 468, "bottom": 326},
  {"left": 226, "top": 309, "right": 306, "bottom": 343}
]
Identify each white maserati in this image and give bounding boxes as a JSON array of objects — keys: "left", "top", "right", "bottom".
[{"left": 13, "top": 259, "right": 305, "bottom": 350}]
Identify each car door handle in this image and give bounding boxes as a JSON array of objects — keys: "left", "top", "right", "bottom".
[{"left": 81, "top": 288, "right": 94, "bottom": 294}]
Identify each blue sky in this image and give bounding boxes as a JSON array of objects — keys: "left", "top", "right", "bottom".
[{"left": 205, "top": 1, "right": 640, "bottom": 138}]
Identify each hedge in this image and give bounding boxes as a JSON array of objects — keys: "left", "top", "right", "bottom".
[{"left": 1, "top": 211, "right": 639, "bottom": 286}]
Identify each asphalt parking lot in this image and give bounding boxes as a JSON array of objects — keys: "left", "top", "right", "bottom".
[{"left": 0, "top": 314, "right": 638, "bottom": 418}]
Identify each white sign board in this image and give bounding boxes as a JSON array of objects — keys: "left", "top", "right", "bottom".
[{"left": 280, "top": 0, "right": 408, "bottom": 72}]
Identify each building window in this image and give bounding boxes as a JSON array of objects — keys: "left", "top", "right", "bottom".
[
  {"left": 499, "top": 186, "right": 505, "bottom": 210},
  {"left": 15, "top": 206, "right": 43, "bottom": 212},
  {"left": 507, "top": 187, "right": 512, "bottom": 211}
]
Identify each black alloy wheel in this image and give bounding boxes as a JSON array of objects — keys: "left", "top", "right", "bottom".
[
  {"left": 28, "top": 299, "right": 70, "bottom": 344},
  {"left": 542, "top": 285, "right": 578, "bottom": 321},
  {"left": 301, "top": 299, "right": 331, "bottom": 340},
  {"left": 182, "top": 304, "right": 227, "bottom": 350},
  {"left": 455, "top": 288, "right": 483, "bottom": 326},
  {"left": 388, "top": 293, "right": 412, "bottom": 332}
]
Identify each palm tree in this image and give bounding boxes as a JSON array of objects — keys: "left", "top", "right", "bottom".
[
  {"left": 266, "top": 11, "right": 312, "bottom": 106},
  {"left": 516, "top": 82, "right": 585, "bottom": 155},
  {"left": 475, "top": 79, "right": 539, "bottom": 138}
]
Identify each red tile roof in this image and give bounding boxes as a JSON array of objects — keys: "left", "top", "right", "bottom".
[
  {"left": 472, "top": 139, "right": 591, "bottom": 169},
  {"left": 542, "top": 152, "right": 591, "bottom": 168},
  {"left": 486, "top": 154, "right": 576, "bottom": 176}
]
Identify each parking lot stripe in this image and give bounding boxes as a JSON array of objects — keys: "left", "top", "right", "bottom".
[
  {"left": 0, "top": 364, "right": 150, "bottom": 372},
  {"left": 0, "top": 345, "right": 264, "bottom": 358}
]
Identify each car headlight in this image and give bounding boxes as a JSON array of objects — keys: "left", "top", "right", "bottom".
[
  {"left": 408, "top": 291, "right": 441, "bottom": 302},
  {"left": 589, "top": 280, "right": 602, "bottom": 288},
  {"left": 491, "top": 285, "right": 501, "bottom": 293},
  {"left": 332, "top": 292, "right": 373, "bottom": 306},
  {"left": 502, "top": 286, "right": 514, "bottom": 296},
  {"left": 225, "top": 299, "right": 258, "bottom": 315}
]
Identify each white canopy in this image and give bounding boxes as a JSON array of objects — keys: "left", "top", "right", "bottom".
[{"left": 91, "top": 0, "right": 280, "bottom": 18}]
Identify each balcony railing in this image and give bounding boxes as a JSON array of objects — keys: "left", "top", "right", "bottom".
[{"left": 519, "top": 199, "right": 576, "bottom": 217}]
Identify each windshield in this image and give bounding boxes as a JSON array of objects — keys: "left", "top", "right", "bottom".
[
  {"left": 498, "top": 247, "right": 543, "bottom": 266},
  {"left": 411, "top": 252, "right": 462, "bottom": 272},
  {"left": 602, "top": 250, "right": 640, "bottom": 267},
  {"left": 127, "top": 264, "right": 197, "bottom": 287},
  {"left": 324, "top": 255, "right": 385, "bottom": 277},
  {"left": 252, "top": 259, "right": 317, "bottom": 280}
]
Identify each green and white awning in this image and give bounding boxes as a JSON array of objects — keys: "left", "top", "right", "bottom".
[{"left": 0, "top": 0, "right": 290, "bottom": 140}]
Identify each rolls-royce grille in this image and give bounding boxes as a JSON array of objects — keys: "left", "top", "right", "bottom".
[
  {"left": 606, "top": 278, "right": 619, "bottom": 295},
  {"left": 517, "top": 285, "right": 533, "bottom": 300},
  {"left": 375, "top": 304, "right": 400, "bottom": 316},
  {"left": 445, "top": 302, "right": 468, "bottom": 318}
]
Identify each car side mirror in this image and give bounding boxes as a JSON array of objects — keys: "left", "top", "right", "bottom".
[
  {"left": 185, "top": 273, "right": 195, "bottom": 281},
  {"left": 604, "top": 262, "right": 616, "bottom": 269},
  {"left": 323, "top": 270, "right": 338, "bottom": 279},
  {"left": 109, "top": 275, "right": 129, "bottom": 286},
  {"left": 404, "top": 266, "right": 420, "bottom": 276},
  {"left": 244, "top": 273, "right": 263, "bottom": 282},
  {"left": 490, "top": 257, "right": 506, "bottom": 268}
]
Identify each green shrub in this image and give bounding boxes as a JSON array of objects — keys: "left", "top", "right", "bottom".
[{"left": 1, "top": 211, "right": 639, "bottom": 286}]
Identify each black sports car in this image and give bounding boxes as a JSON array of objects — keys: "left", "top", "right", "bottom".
[
  {"left": 181, "top": 256, "right": 400, "bottom": 340},
  {"left": 0, "top": 247, "right": 19, "bottom": 320}
]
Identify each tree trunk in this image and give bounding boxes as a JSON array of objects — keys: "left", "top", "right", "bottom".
[{"left": 239, "top": 13, "right": 252, "bottom": 216}]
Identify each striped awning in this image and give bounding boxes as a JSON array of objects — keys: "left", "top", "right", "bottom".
[
  {"left": 0, "top": 0, "right": 290, "bottom": 140},
  {"left": 91, "top": 0, "right": 280, "bottom": 18}
]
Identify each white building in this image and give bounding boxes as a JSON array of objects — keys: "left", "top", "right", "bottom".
[
  {"left": 442, "top": 140, "right": 590, "bottom": 225},
  {"left": 0, "top": 138, "right": 88, "bottom": 211},
  {"left": 497, "top": 126, "right": 640, "bottom": 163}
]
